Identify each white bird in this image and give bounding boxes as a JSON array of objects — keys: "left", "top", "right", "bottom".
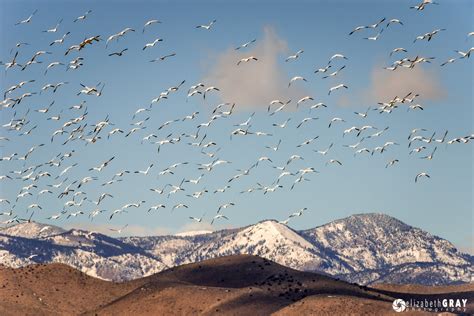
[
  {"left": 455, "top": 47, "right": 473, "bottom": 59},
  {"left": 315, "top": 143, "right": 334, "bottom": 155},
  {"left": 289, "top": 208, "right": 308, "bottom": 218},
  {"left": 410, "top": 0, "right": 439, "bottom": 11},
  {"left": 74, "top": 10, "right": 92, "bottom": 22},
  {"left": 343, "top": 126, "right": 360, "bottom": 137},
  {"left": 214, "top": 185, "right": 230, "bottom": 193},
  {"left": 328, "top": 117, "right": 346, "bottom": 128},
  {"left": 288, "top": 76, "right": 307, "bottom": 87},
  {"left": 189, "top": 214, "right": 206, "bottom": 223},
  {"left": 211, "top": 214, "right": 229, "bottom": 225},
  {"left": 89, "top": 157, "right": 115, "bottom": 172},
  {"left": 218, "top": 203, "right": 235, "bottom": 213},
  {"left": 354, "top": 107, "right": 371, "bottom": 118},
  {"left": 148, "top": 204, "right": 165, "bottom": 212},
  {"left": 296, "top": 96, "right": 314, "bottom": 108},
  {"left": 42, "top": 18, "right": 63, "bottom": 33},
  {"left": 106, "top": 27, "right": 135, "bottom": 47},
  {"left": 368, "top": 127, "right": 389, "bottom": 138},
  {"left": 390, "top": 47, "right": 407, "bottom": 57},
  {"left": 261, "top": 184, "right": 283, "bottom": 195},
  {"left": 47, "top": 213, "right": 62, "bottom": 220},
  {"left": 142, "top": 19, "right": 161, "bottom": 33},
  {"left": 354, "top": 148, "right": 371, "bottom": 156},
  {"left": 15, "top": 9, "right": 38, "bottom": 25},
  {"left": 67, "top": 211, "right": 85, "bottom": 219},
  {"left": 290, "top": 175, "right": 310, "bottom": 190},
  {"left": 279, "top": 218, "right": 291, "bottom": 225},
  {"left": 3, "top": 51, "right": 22, "bottom": 70},
  {"left": 329, "top": 54, "right": 348, "bottom": 63},
  {"left": 420, "top": 147, "right": 437, "bottom": 160},
  {"left": 272, "top": 118, "right": 291, "bottom": 128},
  {"left": 297, "top": 136, "right": 319, "bottom": 147},
  {"left": 367, "top": 17, "right": 386, "bottom": 29},
  {"left": 415, "top": 172, "right": 430, "bottom": 183},
  {"left": 109, "top": 224, "right": 129, "bottom": 234},
  {"left": 28, "top": 204, "right": 42, "bottom": 210},
  {"left": 187, "top": 189, "right": 209, "bottom": 199},
  {"left": 196, "top": 19, "right": 216, "bottom": 30},
  {"left": 237, "top": 56, "right": 258, "bottom": 65},
  {"left": 286, "top": 154, "right": 304, "bottom": 165},
  {"left": 173, "top": 203, "right": 189, "bottom": 211},
  {"left": 49, "top": 32, "right": 70, "bottom": 46},
  {"left": 408, "top": 104, "right": 424, "bottom": 111},
  {"left": 185, "top": 174, "right": 205, "bottom": 184},
  {"left": 314, "top": 65, "right": 332, "bottom": 74},
  {"left": 122, "top": 201, "right": 146, "bottom": 209},
  {"left": 349, "top": 25, "right": 368, "bottom": 36},
  {"left": 364, "top": 28, "right": 383, "bottom": 41},
  {"left": 203, "top": 86, "right": 220, "bottom": 99},
  {"left": 326, "top": 159, "right": 342, "bottom": 166},
  {"left": 310, "top": 103, "right": 327, "bottom": 111},
  {"left": 410, "top": 146, "right": 426, "bottom": 155},
  {"left": 322, "top": 65, "right": 346, "bottom": 79},
  {"left": 296, "top": 117, "right": 318, "bottom": 129},
  {"left": 385, "top": 159, "right": 399, "bottom": 168},
  {"left": 386, "top": 19, "right": 403, "bottom": 27},
  {"left": 285, "top": 50, "right": 304, "bottom": 62},
  {"left": 269, "top": 100, "right": 291, "bottom": 115},
  {"left": 265, "top": 139, "right": 282, "bottom": 152},
  {"left": 235, "top": 39, "right": 256, "bottom": 50},
  {"left": 440, "top": 58, "right": 457, "bottom": 67},
  {"left": 435, "top": 131, "right": 448, "bottom": 143},
  {"left": 328, "top": 84, "right": 348, "bottom": 95},
  {"left": 414, "top": 28, "right": 446, "bottom": 43},
  {"left": 134, "top": 164, "right": 153, "bottom": 175},
  {"left": 143, "top": 38, "right": 163, "bottom": 50},
  {"left": 44, "top": 61, "right": 64, "bottom": 75}
]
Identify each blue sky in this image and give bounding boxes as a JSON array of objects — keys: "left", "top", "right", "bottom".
[{"left": 0, "top": 0, "right": 472, "bottom": 253}]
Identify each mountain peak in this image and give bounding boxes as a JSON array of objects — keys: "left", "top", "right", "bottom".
[{"left": 310, "top": 212, "right": 412, "bottom": 234}]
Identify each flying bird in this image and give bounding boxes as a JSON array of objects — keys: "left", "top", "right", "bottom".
[
  {"left": 235, "top": 39, "right": 256, "bottom": 50},
  {"left": 237, "top": 56, "right": 258, "bottom": 65},
  {"left": 285, "top": 50, "right": 304, "bottom": 62},
  {"left": 74, "top": 10, "right": 92, "bottom": 22},
  {"left": 196, "top": 19, "right": 216, "bottom": 30},
  {"left": 150, "top": 53, "right": 176, "bottom": 62},
  {"left": 143, "top": 38, "right": 163, "bottom": 50},
  {"left": 15, "top": 9, "right": 38, "bottom": 25},
  {"left": 108, "top": 48, "right": 128, "bottom": 57},
  {"left": 143, "top": 19, "right": 161, "bottom": 33},
  {"left": 328, "top": 84, "right": 348, "bottom": 95},
  {"left": 415, "top": 172, "right": 430, "bottom": 183}
]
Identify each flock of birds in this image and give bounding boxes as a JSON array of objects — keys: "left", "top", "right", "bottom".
[{"left": 0, "top": 1, "right": 473, "bottom": 233}]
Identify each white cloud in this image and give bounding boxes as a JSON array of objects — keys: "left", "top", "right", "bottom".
[
  {"left": 202, "top": 26, "right": 306, "bottom": 110},
  {"left": 367, "top": 64, "right": 446, "bottom": 102}
]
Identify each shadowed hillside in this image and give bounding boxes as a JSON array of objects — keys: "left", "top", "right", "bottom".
[{"left": 1, "top": 255, "right": 472, "bottom": 315}]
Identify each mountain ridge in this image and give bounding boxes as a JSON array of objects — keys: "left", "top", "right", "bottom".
[{"left": 0, "top": 213, "right": 471, "bottom": 285}]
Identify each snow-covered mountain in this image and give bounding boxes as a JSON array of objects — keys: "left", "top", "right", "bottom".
[
  {"left": 0, "top": 213, "right": 472, "bottom": 285},
  {"left": 299, "top": 214, "right": 473, "bottom": 285},
  {"left": 0, "top": 222, "right": 166, "bottom": 281}
]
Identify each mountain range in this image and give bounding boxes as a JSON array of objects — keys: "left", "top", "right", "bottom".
[{"left": 0, "top": 213, "right": 472, "bottom": 285}]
